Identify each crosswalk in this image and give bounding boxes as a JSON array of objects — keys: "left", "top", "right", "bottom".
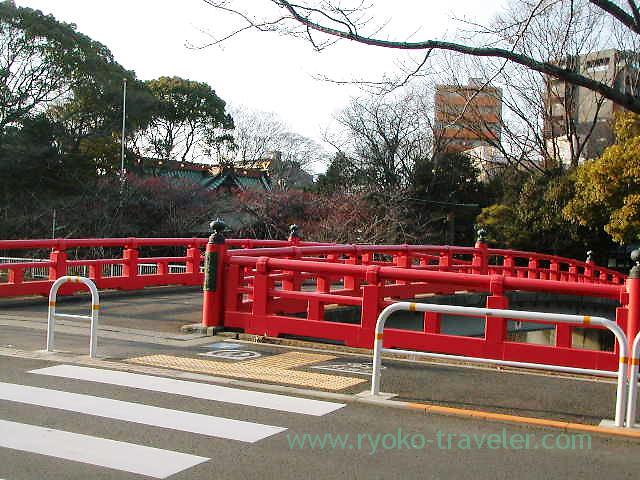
[{"left": 0, "top": 364, "right": 346, "bottom": 479}]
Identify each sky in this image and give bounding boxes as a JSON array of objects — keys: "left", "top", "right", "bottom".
[{"left": 17, "top": 0, "right": 501, "bottom": 170}]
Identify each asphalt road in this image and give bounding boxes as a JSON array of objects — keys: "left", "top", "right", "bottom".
[
  {"left": 0, "top": 286, "right": 203, "bottom": 333},
  {"left": 0, "top": 355, "right": 639, "bottom": 480},
  {"left": 0, "top": 288, "right": 638, "bottom": 479},
  {"left": 0, "top": 296, "right": 621, "bottom": 427}
]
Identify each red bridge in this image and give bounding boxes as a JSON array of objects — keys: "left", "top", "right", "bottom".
[{"left": 1, "top": 226, "right": 636, "bottom": 373}]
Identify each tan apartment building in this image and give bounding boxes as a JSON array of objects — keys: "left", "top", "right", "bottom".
[
  {"left": 434, "top": 78, "right": 503, "bottom": 154},
  {"left": 434, "top": 78, "right": 505, "bottom": 179}
]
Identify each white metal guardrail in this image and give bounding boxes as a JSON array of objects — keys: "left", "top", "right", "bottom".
[
  {"left": 371, "top": 302, "right": 630, "bottom": 428},
  {"left": 47, "top": 276, "right": 100, "bottom": 359},
  {"left": 626, "top": 332, "right": 640, "bottom": 428}
]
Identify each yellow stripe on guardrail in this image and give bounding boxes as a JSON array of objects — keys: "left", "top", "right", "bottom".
[
  {"left": 409, "top": 303, "right": 417, "bottom": 312},
  {"left": 376, "top": 333, "right": 384, "bottom": 340},
  {"left": 92, "top": 304, "right": 101, "bottom": 311},
  {"left": 583, "top": 315, "right": 592, "bottom": 325},
  {"left": 48, "top": 301, "right": 56, "bottom": 307}
]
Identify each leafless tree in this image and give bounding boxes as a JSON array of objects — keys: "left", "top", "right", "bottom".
[
  {"left": 200, "top": 0, "right": 640, "bottom": 115},
  {"left": 214, "top": 106, "right": 327, "bottom": 189},
  {"left": 324, "top": 89, "right": 435, "bottom": 192},
  {"left": 217, "top": 107, "right": 288, "bottom": 165}
]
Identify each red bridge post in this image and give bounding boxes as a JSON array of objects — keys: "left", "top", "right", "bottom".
[
  {"left": 358, "top": 265, "right": 382, "bottom": 348},
  {"left": 344, "top": 248, "right": 361, "bottom": 294},
  {"left": 473, "top": 229, "right": 489, "bottom": 275},
  {"left": 186, "top": 239, "right": 202, "bottom": 282},
  {"left": 284, "top": 225, "right": 303, "bottom": 292},
  {"left": 288, "top": 224, "right": 301, "bottom": 246},
  {"left": 585, "top": 250, "right": 595, "bottom": 283},
  {"left": 250, "top": 256, "right": 270, "bottom": 334},
  {"left": 202, "top": 219, "right": 228, "bottom": 328},
  {"left": 485, "top": 275, "right": 508, "bottom": 357},
  {"left": 48, "top": 240, "right": 68, "bottom": 280},
  {"left": 122, "top": 239, "right": 139, "bottom": 290}
]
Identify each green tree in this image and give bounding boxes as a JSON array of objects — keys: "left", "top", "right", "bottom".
[
  {"left": 0, "top": 1, "right": 157, "bottom": 180},
  {"left": 516, "top": 172, "right": 583, "bottom": 255},
  {"left": 412, "top": 153, "right": 484, "bottom": 205},
  {"left": 0, "top": 1, "right": 133, "bottom": 130},
  {"left": 0, "top": 114, "right": 65, "bottom": 189},
  {"left": 52, "top": 75, "right": 157, "bottom": 175},
  {"left": 136, "top": 76, "right": 234, "bottom": 163},
  {"left": 314, "top": 152, "right": 360, "bottom": 194},
  {"left": 476, "top": 204, "right": 523, "bottom": 247},
  {"left": 478, "top": 170, "right": 599, "bottom": 257},
  {"left": 565, "top": 112, "right": 640, "bottom": 244},
  {"left": 409, "top": 153, "right": 485, "bottom": 245}
]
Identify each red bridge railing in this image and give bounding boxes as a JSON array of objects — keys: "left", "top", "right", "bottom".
[
  {"left": 0, "top": 236, "right": 321, "bottom": 297},
  {"left": 201, "top": 225, "right": 633, "bottom": 373}
]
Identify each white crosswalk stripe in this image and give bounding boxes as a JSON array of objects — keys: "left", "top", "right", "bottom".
[
  {"left": 31, "top": 364, "right": 345, "bottom": 416},
  {"left": 0, "top": 419, "right": 208, "bottom": 479},
  {"left": 0, "top": 364, "right": 345, "bottom": 478}
]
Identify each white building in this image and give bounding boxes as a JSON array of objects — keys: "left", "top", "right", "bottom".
[{"left": 465, "top": 145, "right": 508, "bottom": 182}]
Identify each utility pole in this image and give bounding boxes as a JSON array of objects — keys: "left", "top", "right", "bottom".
[{"left": 120, "top": 78, "right": 127, "bottom": 190}]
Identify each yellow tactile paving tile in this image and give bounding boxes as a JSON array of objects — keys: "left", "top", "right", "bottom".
[
  {"left": 241, "top": 351, "right": 335, "bottom": 370},
  {"left": 126, "top": 352, "right": 366, "bottom": 391}
]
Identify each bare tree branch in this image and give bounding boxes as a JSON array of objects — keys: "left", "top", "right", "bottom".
[
  {"left": 271, "top": 0, "right": 640, "bottom": 113},
  {"left": 589, "top": 0, "right": 640, "bottom": 34},
  {"left": 629, "top": 0, "right": 640, "bottom": 28}
]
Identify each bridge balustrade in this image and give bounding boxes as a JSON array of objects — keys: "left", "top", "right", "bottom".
[{"left": 1, "top": 232, "right": 634, "bottom": 373}]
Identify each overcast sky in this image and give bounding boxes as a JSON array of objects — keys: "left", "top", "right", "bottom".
[{"left": 17, "top": 0, "right": 500, "bottom": 167}]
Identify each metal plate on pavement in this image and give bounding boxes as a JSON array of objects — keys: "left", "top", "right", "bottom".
[
  {"left": 203, "top": 342, "right": 245, "bottom": 350},
  {"left": 310, "top": 361, "right": 386, "bottom": 376}
]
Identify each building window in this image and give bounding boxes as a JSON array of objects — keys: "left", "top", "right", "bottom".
[{"left": 584, "top": 57, "right": 610, "bottom": 71}]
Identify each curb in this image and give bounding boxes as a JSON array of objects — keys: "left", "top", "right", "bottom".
[
  {"left": 399, "top": 400, "right": 640, "bottom": 440},
  {"left": 180, "top": 323, "right": 223, "bottom": 336}
]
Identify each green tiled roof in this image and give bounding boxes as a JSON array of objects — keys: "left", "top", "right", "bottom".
[
  {"left": 207, "top": 174, "right": 228, "bottom": 190},
  {"left": 208, "top": 171, "right": 272, "bottom": 192},
  {"left": 141, "top": 162, "right": 272, "bottom": 192}
]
